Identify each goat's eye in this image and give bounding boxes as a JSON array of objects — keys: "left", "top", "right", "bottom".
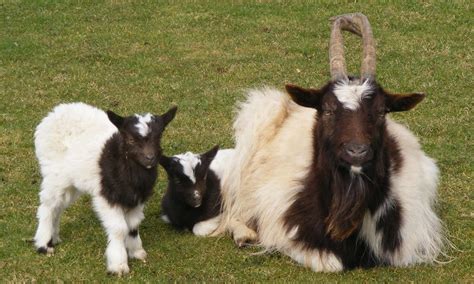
[
  {"left": 378, "top": 110, "right": 386, "bottom": 118},
  {"left": 323, "top": 110, "right": 334, "bottom": 116},
  {"left": 127, "top": 138, "right": 135, "bottom": 145}
]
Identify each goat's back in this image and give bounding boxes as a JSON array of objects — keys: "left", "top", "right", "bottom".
[{"left": 35, "top": 103, "right": 117, "bottom": 189}]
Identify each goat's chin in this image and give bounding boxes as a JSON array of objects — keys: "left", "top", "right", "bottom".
[
  {"left": 350, "top": 165, "right": 363, "bottom": 174},
  {"left": 338, "top": 159, "right": 372, "bottom": 175},
  {"left": 187, "top": 202, "right": 201, "bottom": 208},
  {"left": 137, "top": 161, "right": 157, "bottom": 170},
  {"left": 185, "top": 198, "right": 202, "bottom": 208}
]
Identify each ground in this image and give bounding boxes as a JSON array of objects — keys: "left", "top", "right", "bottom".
[{"left": 0, "top": 1, "right": 472, "bottom": 282}]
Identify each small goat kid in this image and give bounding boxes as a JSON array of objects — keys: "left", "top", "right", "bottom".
[
  {"left": 219, "top": 13, "right": 442, "bottom": 271},
  {"left": 34, "top": 102, "right": 177, "bottom": 275},
  {"left": 160, "top": 146, "right": 233, "bottom": 236}
]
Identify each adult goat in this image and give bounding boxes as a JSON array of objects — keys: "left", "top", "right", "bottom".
[{"left": 217, "top": 13, "right": 443, "bottom": 271}]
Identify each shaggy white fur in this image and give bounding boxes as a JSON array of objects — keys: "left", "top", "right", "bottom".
[
  {"left": 218, "top": 87, "right": 442, "bottom": 271},
  {"left": 217, "top": 87, "right": 317, "bottom": 249},
  {"left": 209, "top": 149, "right": 235, "bottom": 178}
]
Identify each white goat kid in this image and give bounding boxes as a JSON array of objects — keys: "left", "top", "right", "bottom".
[{"left": 34, "top": 102, "right": 177, "bottom": 275}]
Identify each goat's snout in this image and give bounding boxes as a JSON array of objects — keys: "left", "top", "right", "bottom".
[
  {"left": 145, "top": 154, "right": 155, "bottom": 162},
  {"left": 343, "top": 143, "right": 373, "bottom": 165},
  {"left": 192, "top": 191, "right": 202, "bottom": 207},
  {"left": 345, "top": 143, "right": 369, "bottom": 158},
  {"left": 141, "top": 151, "right": 156, "bottom": 169}
]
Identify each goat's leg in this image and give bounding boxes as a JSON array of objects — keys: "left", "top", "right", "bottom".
[
  {"left": 93, "top": 196, "right": 129, "bottom": 276},
  {"left": 192, "top": 215, "right": 222, "bottom": 236},
  {"left": 228, "top": 217, "right": 258, "bottom": 247},
  {"left": 51, "top": 186, "right": 81, "bottom": 245},
  {"left": 124, "top": 204, "right": 147, "bottom": 261},
  {"left": 34, "top": 177, "right": 70, "bottom": 255},
  {"left": 286, "top": 246, "right": 343, "bottom": 272}
]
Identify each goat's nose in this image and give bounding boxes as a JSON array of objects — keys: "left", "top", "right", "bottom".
[
  {"left": 192, "top": 191, "right": 202, "bottom": 207},
  {"left": 145, "top": 154, "right": 155, "bottom": 161},
  {"left": 345, "top": 143, "right": 370, "bottom": 158}
]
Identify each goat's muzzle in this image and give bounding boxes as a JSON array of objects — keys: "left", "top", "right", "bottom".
[
  {"left": 140, "top": 148, "right": 157, "bottom": 169},
  {"left": 342, "top": 143, "right": 373, "bottom": 167},
  {"left": 188, "top": 190, "right": 202, "bottom": 208}
]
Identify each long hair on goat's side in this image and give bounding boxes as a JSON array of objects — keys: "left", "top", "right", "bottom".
[{"left": 215, "top": 88, "right": 294, "bottom": 235}]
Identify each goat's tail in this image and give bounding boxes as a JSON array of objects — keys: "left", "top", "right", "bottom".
[{"left": 216, "top": 87, "right": 295, "bottom": 234}]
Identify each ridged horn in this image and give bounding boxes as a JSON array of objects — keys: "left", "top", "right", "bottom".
[
  {"left": 329, "top": 15, "right": 349, "bottom": 81},
  {"left": 329, "top": 13, "right": 376, "bottom": 81}
]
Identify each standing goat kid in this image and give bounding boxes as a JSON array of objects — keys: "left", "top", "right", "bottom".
[
  {"left": 160, "top": 146, "right": 233, "bottom": 236},
  {"left": 34, "top": 102, "right": 177, "bottom": 275},
  {"left": 219, "top": 13, "right": 443, "bottom": 271}
]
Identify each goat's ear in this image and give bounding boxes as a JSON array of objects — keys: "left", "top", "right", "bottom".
[
  {"left": 159, "top": 155, "right": 173, "bottom": 171},
  {"left": 385, "top": 92, "right": 425, "bottom": 112},
  {"left": 285, "top": 84, "right": 324, "bottom": 109},
  {"left": 200, "top": 145, "right": 219, "bottom": 169},
  {"left": 160, "top": 106, "right": 178, "bottom": 127},
  {"left": 107, "top": 110, "right": 124, "bottom": 129}
]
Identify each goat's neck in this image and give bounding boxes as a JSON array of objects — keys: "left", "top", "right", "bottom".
[{"left": 312, "top": 133, "right": 392, "bottom": 240}]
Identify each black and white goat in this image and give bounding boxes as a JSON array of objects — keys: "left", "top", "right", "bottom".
[
  {"left": 218, "top": 13, "right": 443, "bottom": 271},
  {"left": 160, "top": 146, "right": 233, "bottom": 237},
  {"left": 33, "top": 102, "right": 176, "bottom": 275}
]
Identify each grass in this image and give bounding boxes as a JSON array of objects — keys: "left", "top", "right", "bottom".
[{"left": 1, "top": 1, "right": 472, "bottom": 282}]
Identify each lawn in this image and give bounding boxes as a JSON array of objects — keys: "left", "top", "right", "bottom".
[{"left": 1, "top": 1, "right": 472, "bottom": 282}]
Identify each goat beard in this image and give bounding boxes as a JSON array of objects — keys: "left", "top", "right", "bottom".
[{"left": 325, "top": 172, "right": 369, "bottom": 241}]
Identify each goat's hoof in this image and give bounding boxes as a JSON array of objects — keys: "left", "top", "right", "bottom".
[
  {"left": 107, "top": 263, "right": 130, "bottom": 276},
  {"left": 234, "top": 234, "right": 258, "bottom": 248},
  {"left": 233, "top": 228, "right": 258, "bottom": 248},
  {"left": 37, "top": 246, "right": 54, "bottom": 256},
  {"left": 132, "top": 249, "right": 147, "bottom": 261},
  {"left": 235, "top": 238, "right": 253, "bottom": 248}
]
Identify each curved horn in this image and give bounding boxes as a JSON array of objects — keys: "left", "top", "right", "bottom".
[
  {"left": 329, "top": 16, "right": 349, "bottom": 81},
  {"left": 329, "top": 13, "right": 376, "bottom": 81}
]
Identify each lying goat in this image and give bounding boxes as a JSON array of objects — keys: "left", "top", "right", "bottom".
[
  {"left": 34, "top": 102, "right": 176, "bottom": 275},
  {"left": 218, "top": 13, "right": 443, "bottom": 271},
  {"left": 160, "top": 146, "right": 233, "bottom": 236}
]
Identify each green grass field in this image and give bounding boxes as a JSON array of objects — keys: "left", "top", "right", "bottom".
[{"left": 1, "top": 1, "right": 472, "bottom": 282}]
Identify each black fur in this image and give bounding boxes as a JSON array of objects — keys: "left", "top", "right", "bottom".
[
  {"left": 99, "top": 133, "right": 158, "bottom": 208},
  {"left": 377, "top": 199, "right": 403, "bottom": 253},
  {"left": 37, "top": 247, "right": 48, "bottom": 254},
  {"left": 129, "top": 229, "right": 138, "bottom": 238}
]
